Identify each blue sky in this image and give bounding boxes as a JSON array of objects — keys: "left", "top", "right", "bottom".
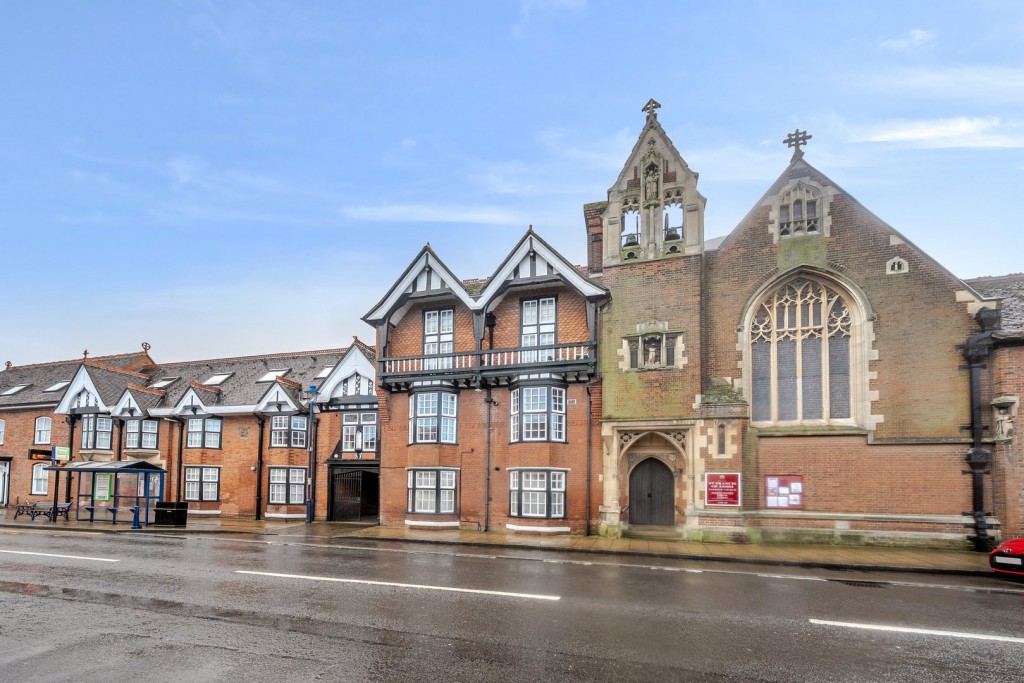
[{"left": 2, "top": 1, "right": 1022, "bottom": 366}]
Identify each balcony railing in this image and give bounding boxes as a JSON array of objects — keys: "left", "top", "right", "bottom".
[{"left": 380, "top": 342, "right": 595, "bottom": 379}]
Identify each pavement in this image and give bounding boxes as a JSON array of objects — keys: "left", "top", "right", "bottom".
[{"left": 0, "top": 508, "right": 997, "bottom": 576}]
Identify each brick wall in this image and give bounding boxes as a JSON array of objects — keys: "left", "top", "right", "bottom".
[{"left": 599, "top": 255, "right": 703, "bottom": 419}]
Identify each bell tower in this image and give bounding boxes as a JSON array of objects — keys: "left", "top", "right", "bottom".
[{"left": 598, "top": 99, "right": 706, "bottom": 267}]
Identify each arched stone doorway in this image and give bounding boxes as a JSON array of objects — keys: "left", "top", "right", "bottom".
[{"left": 628, "top": 458, "right": 675, "bottom": 526}]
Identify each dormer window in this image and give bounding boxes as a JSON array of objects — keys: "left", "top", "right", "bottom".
[{"left": 202, "top": 373, "right": 232, "bottom": 386}]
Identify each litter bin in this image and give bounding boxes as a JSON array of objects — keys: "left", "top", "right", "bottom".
[{"left": 153, "top": 501, "right": 188, "bottom": 527}]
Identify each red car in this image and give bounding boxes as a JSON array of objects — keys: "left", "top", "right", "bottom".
[{"left": 990, "top": 538, "right": 1024, "bottom": 575}]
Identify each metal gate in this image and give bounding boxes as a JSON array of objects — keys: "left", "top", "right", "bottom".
[
  {"left": 628, "top": 458, "right": 675, "bottom": 526},
  {"left": 331, "top": 470, "right": 363, "bottom": 521}
]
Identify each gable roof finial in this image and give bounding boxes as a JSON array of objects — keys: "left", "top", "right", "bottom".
[
  {"left": 784, "top": 128, "right": 812, "bottom": 162},
  {"left": 83, "top": 349, "right": 89, "bottom": 359},
  {"left": 642, "top": 98, "right": 661, "bottom": 120}
]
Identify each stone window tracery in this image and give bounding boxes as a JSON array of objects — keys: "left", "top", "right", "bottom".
[
  {"left": 750, "top": 277, "right": 854, "bottom": 424},
  {"left": 771, "top": 181, "right": 830, "bottom": 242}
]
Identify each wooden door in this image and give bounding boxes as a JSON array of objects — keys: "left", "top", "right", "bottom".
[{"left": 628, "top": 458, "right": 674, "bottom": 526}]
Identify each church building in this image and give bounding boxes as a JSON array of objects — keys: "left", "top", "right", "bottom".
[{"left": 586, "top": 100, "right": 1007, "bottom": 547}]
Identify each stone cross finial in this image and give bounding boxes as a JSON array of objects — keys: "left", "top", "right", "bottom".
[
  {"left": 642, "top": 98, "right": 661, "bottom": 119},
  {"left": 83, "top": 349, "right": 89, "bottom": 358},
  {"left": 784, "top": 129, "right": 812, "bottom": 161},
  {"left": 142, "top": 341, "right": 151, "bottom": 352}
]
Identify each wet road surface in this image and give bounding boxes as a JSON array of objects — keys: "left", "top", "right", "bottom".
[{"left": 1, "top": 528, "right": 1022, "bottom": 682}]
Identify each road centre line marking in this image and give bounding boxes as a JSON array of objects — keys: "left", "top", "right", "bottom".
[
  {"left": 200, "top": 538, "right": 1023, "bottom": 596},
  {"left": 810, "top": 618, "right": 1024, "bottom": 644},
  {"left": 0, "top": 549, "right": 119, "bottom": 563},
  {"left": 236, "top": 570, "right": 560, "bottom": 601}
]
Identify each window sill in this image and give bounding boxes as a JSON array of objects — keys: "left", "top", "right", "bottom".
[{"left": 752, "top": 425, "right": 869, "bottom": 437}]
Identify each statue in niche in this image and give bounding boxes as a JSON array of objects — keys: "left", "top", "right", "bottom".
[
  {"left": 644, "top": 167, "right": 659, "bottom": 202},
  {"left": 644, "top": 335, "right": 662, "bottom": 365}
]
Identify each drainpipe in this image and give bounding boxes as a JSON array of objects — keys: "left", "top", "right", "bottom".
[
  {"left": 963, "top": 308, "right": 999, "bottom": 552},
  {"left": 116, "top": 419, "right": 125, "bottom": 462},
  {"left": 175, "top": 418, "right": 185, "bottom": 503},
  {"left": 484, "top": 386, "right": 495, "bottom": 531},
  {"left": 585, "top": 381, "right": 594, "bottom": 537},
  {"left": 63, "top": 415, "right": 77, "bottom": 503},
  {"left": 310, "top": 415, "right": 320, "bottom": 522},
  {"left": 255, "top": 416, "right": 265, "bottom": 520}
]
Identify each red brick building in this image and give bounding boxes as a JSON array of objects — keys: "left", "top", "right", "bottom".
[
  {"left": 587, "top": 101, "right": 1007, "bottom": 548},
  {"left": 0, "top": 342, "right": 379, "bottom": 523},
  {"left": 363, "top": 230, "right": 607, "bottom": 533}
]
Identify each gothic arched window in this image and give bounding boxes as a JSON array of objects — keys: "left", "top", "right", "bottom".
[{"left": 749, "top": 278, "right": 854, "bottom": 424}]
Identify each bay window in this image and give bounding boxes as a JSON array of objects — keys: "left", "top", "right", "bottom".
[
  {"left": 407, "top": 469, "right": 457, "bottom": 514},
  {"left": 510, "top": 386, "right": 566, "bottom": 442}
]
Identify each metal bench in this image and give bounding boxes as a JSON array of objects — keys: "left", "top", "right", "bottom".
[
  {"left": 84, "top": 505, "right": 141, "bottom": 527},
  {"left": 13, "top": 501, "right": 72, "bottom": 521}
]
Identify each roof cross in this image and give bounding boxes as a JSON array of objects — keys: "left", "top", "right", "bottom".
[
  {"left": 784, "top": 129, "right": 812, "bottom": 161},
  {"left": 82, "top": 349, "right": 89, "bottom": 359},
  {"left": 642, "top": 98, "right": 661, "bottom": 119}
]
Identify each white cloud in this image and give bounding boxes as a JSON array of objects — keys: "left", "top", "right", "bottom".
[
  {"left": 878, "top": 28, "right": 934, "bottom": 51},
  {"left": 853, "top": 117, "right": 1024, "bottom": 148}
]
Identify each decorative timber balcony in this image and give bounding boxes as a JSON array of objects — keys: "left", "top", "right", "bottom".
[{"left": 378, "top": 342, "right": 596, "bottom": 390}]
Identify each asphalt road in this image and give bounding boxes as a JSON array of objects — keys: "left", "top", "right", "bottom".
[{"left": 1, "top": 528, "right": 1022, "bottom": 682}]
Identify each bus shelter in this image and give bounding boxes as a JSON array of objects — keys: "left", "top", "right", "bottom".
[{"left": 46, "top": 460, "right": 166, "bottom": 528}]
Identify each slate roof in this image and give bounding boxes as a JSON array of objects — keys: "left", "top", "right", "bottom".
[
  {"left": 0, "top": 351, "right": 152, "bottom": 409},
  {"left": 965, "top": 274, "right": 1024, "bottom": 336},
  {"left": 149, "top": 346, "right": 361, "bottom": 408}
]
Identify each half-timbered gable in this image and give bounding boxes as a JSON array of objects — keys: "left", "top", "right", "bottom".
[{"left": 365, "top": 228, "right": 607, "bottom": 533}]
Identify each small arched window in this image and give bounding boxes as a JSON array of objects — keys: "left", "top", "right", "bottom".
[
  {"left": 32, "top": 463, "right": 49, "bottom": 495},
  {"left": 34, "top": 417, "right": 52, "bottom": 444},
  {"left": 749, "top": 277, "right": 855, "bottom": 424}
]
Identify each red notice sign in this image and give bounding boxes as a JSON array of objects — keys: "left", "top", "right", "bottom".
[{"left": 705, "top": 472, "right": 741, "bottom": 506}]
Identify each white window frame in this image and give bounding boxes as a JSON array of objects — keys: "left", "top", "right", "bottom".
[
  {"left": 270, "top": 415, "right": 307, "bottom": 448},
  {"left": 423, "top": 309, "right": 454, "bottom": 370},
  {"left": 32, "top": 462, "right": 49, "bottom": 495},
  {"left": 510, "top": 386, "right": 566, "bottom": 442},
  {"left": 406, "top": 468, "right": 457, "bottom": 514},
  {"left": 126, "top": 419, "right": 159, "bottom": 449},
  {"left": 521, "top": 297, "right": 556, "bottom": 363},
  {"left": 269, "top": 467, "right": 305, "bottom": 505},
  {"left": 34, "top": 417, "right": 52, "bottom": 444},
  {"left": 342, "top": 412, "right": 377, "bottom": 453},
  {"left": 184, "top": 466, "right": 220, "bottom": 501},
  {"left": 81, "top": 415, "right": 113, "bottom": 450},
  {"left": 509, "top": 469, "right": 566, "bottom": 519},
  {"left": 0, "top": 418, "right": 5, "bottom": 445},
  {"left": 409, "top": 392, "right": 457, "bottom": 444},
  {"left": 186, "top": 417, "right": 222, "bottom": 448}
]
